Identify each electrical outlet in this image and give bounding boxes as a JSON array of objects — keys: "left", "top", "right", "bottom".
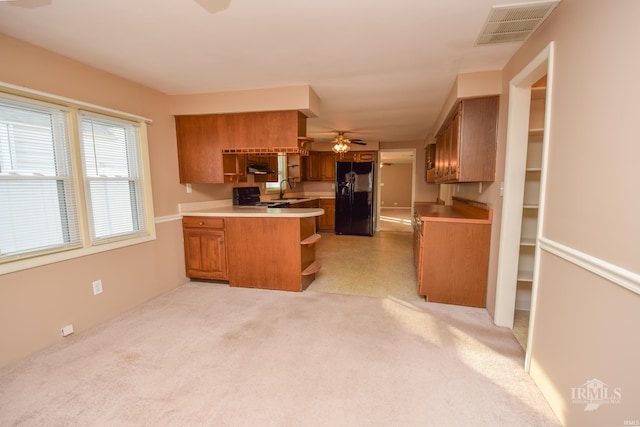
[
  {"left": 186, "top": 183, "right": 192, "bottom": 193},
  {"left": 61, "top": 324, "right": 74, "bottom": 337},
  {"left": 92, "top": 280, "right": 103, "bottom": 295}
]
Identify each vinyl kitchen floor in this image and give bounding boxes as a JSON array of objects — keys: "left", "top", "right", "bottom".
[{"left": 308, "top": 227, "right": 422, "bottom": 303}]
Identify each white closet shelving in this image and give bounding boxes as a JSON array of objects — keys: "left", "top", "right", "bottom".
[{"left": 515, "top": 97, "right": 545, "bottom": 311}]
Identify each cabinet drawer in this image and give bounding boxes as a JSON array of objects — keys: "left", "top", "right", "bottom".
[{"left": 182, "top": 216, "right": 224, "bottom": 229}]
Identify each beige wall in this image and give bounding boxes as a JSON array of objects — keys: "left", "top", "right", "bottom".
[
  {"left": 380, "top": 140, "right": 439, "bottom": 203},
  {"left": 452, "top": 1, "right": 640, "bottom": 425},
  {"left": 0, "top": 34, "right": 191, "bottom": 367},
  {"left": 517, "top": 1, "right": 639, "bottom": 424},
  {"left": 380, "top": 164, "right": 412, "bottom": 208}
]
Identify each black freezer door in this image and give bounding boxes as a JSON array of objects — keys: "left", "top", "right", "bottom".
[{"left": 335, "top": 161, "right": 374, "bottom": 236}]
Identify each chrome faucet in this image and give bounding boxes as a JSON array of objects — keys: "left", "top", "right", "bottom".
[{"left": 279, "top": 179, "right": 291, "bottom": 199}]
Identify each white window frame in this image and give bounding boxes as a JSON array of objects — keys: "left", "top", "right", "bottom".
[
  {"left": 0, "top": 84, "right": 156, "bottom": 275},
  {"left": 0, "top": 96, "right": 81, "bottom": 260},
  {"left": 79, "top": 112, "right": 148, "bottom": 245},
  {"left": 264, "top": 153, "right": 288, "bottom": 192}
]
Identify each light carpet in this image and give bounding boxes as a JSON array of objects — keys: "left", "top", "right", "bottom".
[{"left": 0, "top": 282, "right": 559, "bottom": 426}]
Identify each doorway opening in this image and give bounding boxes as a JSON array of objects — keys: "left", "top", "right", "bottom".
[
  {"left": 494, "top": 42, "right": 554, "bottom": 371},
  {"left": 377, "top": 149, "right": 416, "bottom": 233}
]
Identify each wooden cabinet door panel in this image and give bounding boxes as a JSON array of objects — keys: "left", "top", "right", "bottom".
[
  {"left": 320, "top": 152, "right": 336, "bottom": 181},
  {"left": 318, "top": 199, "right": 335, "bottom": 230},
  {"left": 434, "top": 96, "right": 498, "bottom": 183},
  {"left": 175, "top": 115, "right": 224, "bottom": 183},
  {"left": 183, "top": 228, "right": 227, "bottom": 280},
  {"left": 448, "top": 111, "right": 461, "bottom": 180},
  {"left": 304, "top": 152, "right": 321, "bottom": 181},
  {"left": 421, "top": 222, "right": 490, "bottom": 307},
  {"left": 458, "top": 96, "right": 499, "bottom": 182}
]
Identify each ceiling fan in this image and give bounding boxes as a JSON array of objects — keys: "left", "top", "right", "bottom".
[
  {"left": 324, "top": 131, "right": 367, "bottom": 155},
  {"left": 309, "top": 130, "right": 367, "bottom": 153}
]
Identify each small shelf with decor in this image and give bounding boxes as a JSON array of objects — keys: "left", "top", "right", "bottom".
[
  {"left": 287, "top": 154, "right": 303, "bottom": 182},
  {"left": 222, "top": 154, "right": 247, "bottom": 183}
]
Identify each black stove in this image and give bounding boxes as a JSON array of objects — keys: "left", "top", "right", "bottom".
[{"left": 233, "top": 187, "right": 290, "bottom": 208}]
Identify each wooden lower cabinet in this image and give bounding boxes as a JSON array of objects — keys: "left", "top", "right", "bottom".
[
  {"left": 182, "top": 217, "right": 228, "bottom": 280},
  {"left": 224, "top": 216, "right": 321, "bottom": 292},
  {"left": 419, "top": 222, "right": 490, "bottom": 307},
  {"left": 318, "top": 199, "right": 335, "bottom": 231},
  {"left": 288, "top": 198, "right": 335, "bottom": 231},
  {"left": 289, "top": 199, "right": 319, "bottom": 209},
  {"left": 414, "top": 199, "right": 492, "bottom": 308}
]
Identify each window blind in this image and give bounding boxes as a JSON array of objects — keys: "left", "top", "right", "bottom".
[
  {"left": 0, "top": 98, "right": 80, "bottom": 260},
  {"left": 80, "top": 113, "right": 146, "bottom": 243}
]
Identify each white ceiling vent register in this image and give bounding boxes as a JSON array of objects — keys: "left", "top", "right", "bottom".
[{"left": 476, "top": 1, "right": 560, "bottom": 45}]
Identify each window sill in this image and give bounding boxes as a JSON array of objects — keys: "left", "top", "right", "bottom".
[{"left": 0, "top": 234, "right": 156, "bottom": 276}]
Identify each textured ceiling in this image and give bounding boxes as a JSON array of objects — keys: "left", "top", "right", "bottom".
[{"left": 0, "top": 0, "right": 551, "bottom": 145}]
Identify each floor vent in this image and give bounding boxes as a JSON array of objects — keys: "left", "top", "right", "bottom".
[{"left": 476, "top": 1, "right": 560, "bottom": 45}]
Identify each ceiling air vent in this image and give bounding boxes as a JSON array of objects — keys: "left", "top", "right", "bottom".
[{"left": 476, "top": 1, "right": 560, "bottom": 45}]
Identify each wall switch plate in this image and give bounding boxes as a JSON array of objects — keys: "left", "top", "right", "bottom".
[
  {"left": 61, "top": 324, "right": 74, "bottom": 337},
  {"left": 92, "top": 280, "right": 103, "bottom": 295},
  {"left": 186, "top": 183, "right": 192, "bottom": 193}
]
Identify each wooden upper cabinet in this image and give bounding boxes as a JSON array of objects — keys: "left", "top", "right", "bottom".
[
  {"left": 434, "top": 96, "right": 498, "bottom": 183},
  {"left": 304, "top": 152, "right": 320, "bottom": 181},
  {"left": 319, "top": 152, "right": 336, "bottom": 181},
  {"left": 175, "top": 110, "right": 308, "bottom": 183},
  {"left": 217, "top": 110, "right": 306, "bottom": 149},
  {"left": 304, "top": 152, "right": 336, "bottom": 182},
  {"left": 175, "top": 114, "right": 224, "bottom": 183},
  {"left": 336, "top": 151, "right": 377, "bottom": 163},
  {"left": 425, "top": 144, "right": 436, "bottom": 183}
]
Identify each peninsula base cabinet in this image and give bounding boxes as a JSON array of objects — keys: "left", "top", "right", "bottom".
[
  {"left": 224, "top": 216, "right": 321, "bottom": 292},
  {"left": 182, "top": 217, "right": 228, "bottom": 280}
]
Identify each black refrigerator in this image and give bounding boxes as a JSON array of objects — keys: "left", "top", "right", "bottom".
[{"left": 335, "top": 160, "right": 374, "bottom": 236}]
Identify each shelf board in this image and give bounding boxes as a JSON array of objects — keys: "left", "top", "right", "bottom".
[
  {"left": 517, "top": 271, "right": 534, "bottom": 282},
  {"left": 522, "top": 204, "right": 539, "bottom": 210},
  {"left": 301, "top": 233, "right": 322, "bottom": 246},
  {"left": 526, "top": 167, "right": 542, "bottom": 172},
  {"left": 520, "top": 238, "right": 536, "bottom": 246},
  {"left": 302, "top": 260, "right": 322, "bottom": 276},
  {"left": 528, "top": 128, "right": 544, "bottom": 136}
]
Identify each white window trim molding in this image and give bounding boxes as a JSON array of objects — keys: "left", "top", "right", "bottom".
[{"left": 0, "top": 83, "right": 156, "bottom": 275}]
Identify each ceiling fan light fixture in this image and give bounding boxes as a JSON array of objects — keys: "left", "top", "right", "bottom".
[
  {"left": 331, "top": 131, "right": 351, "bottom": 155},
  {"left": 332, "top": 141, "right": 350, "bottom": 154}
]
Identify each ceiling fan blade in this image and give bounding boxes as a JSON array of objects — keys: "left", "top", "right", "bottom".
[{"left": 351, "top": 140, "right": 367, "bottom": 145}]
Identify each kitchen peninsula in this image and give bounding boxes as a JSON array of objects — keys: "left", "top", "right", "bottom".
[{"left": 182, "top": 203, "right": 324, "bottom": 292}]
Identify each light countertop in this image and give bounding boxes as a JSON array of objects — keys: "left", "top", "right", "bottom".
[
  {"left": 182, "top": 206, "right": 324, "bottom": 218},
  {"left": 414, "top": 202, "right": 492, "bottom": 224}
]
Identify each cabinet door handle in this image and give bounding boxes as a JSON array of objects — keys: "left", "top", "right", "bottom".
[{"left": 199, "top": 221, "right": 205, "bottom": 226}]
